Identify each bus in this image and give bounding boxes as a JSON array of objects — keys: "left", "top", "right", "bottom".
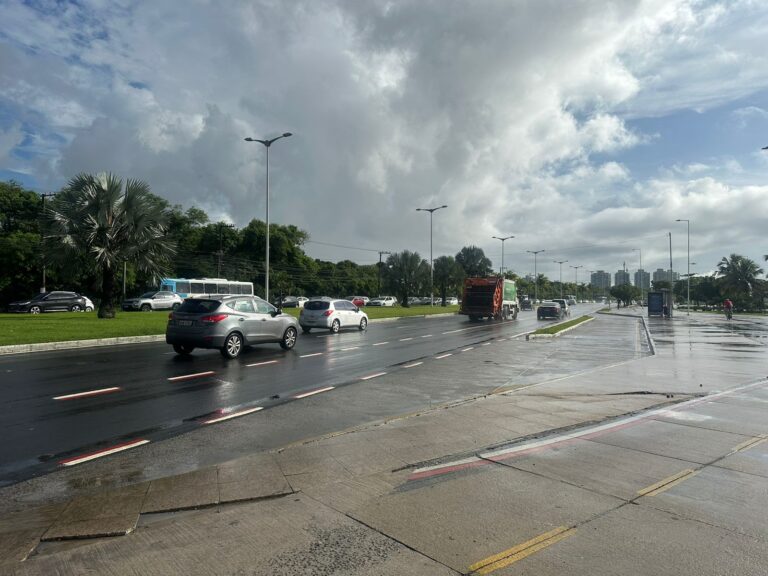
[{"left": 159, "top": 278, "right": 254, "bottom": 299}]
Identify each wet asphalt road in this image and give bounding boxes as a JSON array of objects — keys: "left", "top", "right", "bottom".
[{"left": 0, "top": 308, "right": 572, "bottom": 486}]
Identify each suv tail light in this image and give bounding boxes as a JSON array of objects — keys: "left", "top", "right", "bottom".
[
  {"left": 168, "top": 312, "right": 174, "bottom": 320},
  {"left": 201, "top": 314, "right": 228, "bottom": 324},
  {"left": 323, "top": 310, "right": 333, "bottom": 317}
]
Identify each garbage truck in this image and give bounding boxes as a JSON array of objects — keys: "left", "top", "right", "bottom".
[{"left": 459, "top": 277, "right": 520, "bottom": 321}]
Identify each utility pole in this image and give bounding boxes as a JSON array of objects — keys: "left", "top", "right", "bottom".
[
  {"left": 553, "top": 260, "right": 568, "bottom": 298},
  {"left": 570, "top": 265, "right": 583, "bottom": 301},
  {"left": 39, "top": 192, "right": 57, "bottom": 293},
  {"left": 217, "top": 222, "right": 236, "bottom": 277},
  {"left": 377, "top": 250, "right": 391, "bottom": 296},
  {"left": 527, "top": 249, "right": 545, "bottom": 304}
]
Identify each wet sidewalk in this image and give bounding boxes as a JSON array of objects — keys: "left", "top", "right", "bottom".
[{"left": 2, "top": 312, "right": 766, "bottom": 574}]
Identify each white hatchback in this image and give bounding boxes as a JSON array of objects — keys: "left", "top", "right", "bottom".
[{"left": 299, "top": 299, "right": 369, "bottom": 333}]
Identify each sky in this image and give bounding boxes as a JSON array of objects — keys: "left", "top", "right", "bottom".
[{"left": 1, "top": 0, "right": 767, "bottom": 283}]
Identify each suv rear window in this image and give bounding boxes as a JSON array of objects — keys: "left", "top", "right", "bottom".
[
  {"left": 177, "top": 299, "right": 221, "bottom": 313},
  {"left": 305, "top": 300, "right": 330, "bottom": 311}
]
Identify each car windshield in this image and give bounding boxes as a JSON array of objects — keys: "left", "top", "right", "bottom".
[
  {"left": 177, "top": 299, "right": 221, "bottom": 313},
  {"left": 305, "top": 300, "right": 330, "bottom": 311},
  {"left": 30, "top": 293, "right": 47, "bottom": 301},
  {"left": 140, "top": 292, "right": 157, "bottom": 298}
]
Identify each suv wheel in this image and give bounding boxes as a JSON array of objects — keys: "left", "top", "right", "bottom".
[
  {"left": 29, "top": 305, "right": 42, "bottom": 314},
  {"left": 359, "top": 317, "right": 367, "bottom": 331},
  {"left": 330, "top": 319, "right": 341, "bottom": 334},
  {"left": 70, "top": 304, "right": 81, "bottom": 312},
  {"left": 173, "top": 344, "right": 195, "bottom": 355},
  {"left": 221, "top": 332, "right": 243, "bottom": 359},
  {"left": 280, "top": 326, "right": 297, "bottom": 350},
  {"left": 140, "top": 304, "right": 151, "bottom": 312}
]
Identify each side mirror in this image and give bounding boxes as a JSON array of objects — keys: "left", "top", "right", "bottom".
[
  {"left": 355, "top": 307, "right": 360, "bottom": 312},
  {"left": 271, "top": 309, "right": 281, "bottom": 317}
]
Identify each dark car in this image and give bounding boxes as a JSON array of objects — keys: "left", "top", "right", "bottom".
[
  {"left": 537, "top": 301, "right": 563, "bottom": 320},
  {"left": 521, "top": 299, "right": 533, "bottom": 311},
  {"left": 8, "top": 291, "right": 87, "bottom": 314}
]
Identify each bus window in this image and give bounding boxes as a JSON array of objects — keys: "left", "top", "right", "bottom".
[
  {"left": 243, "top": 284, "right": 253, "bottom": 295},
  {"left": 204, "top": 282, "right": 217, "bottom": 294},
  {"left": 217, "top": 283, "right": 230, "bottom": 294},
  {"left": 191, "top": 282, "right": 204, "bottom": 294},
  {"left": 176, "top": 281, "right": 190, "bottom": 295},
  {"left": 161, "top": 282, "right": 174, "bottom": 292}
]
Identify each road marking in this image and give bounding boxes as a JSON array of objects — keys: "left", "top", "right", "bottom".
[
  {"left": 403, "top": 362, "right": 423, "bottom": 368},
  {"left": 167, "top": 371, "right": 215, "bottom": 382},
  {"left": 341, "top": 347, "right": 360, "bottom": 351},
  {"left": 361, "top": 372, "right": 387, "bottom": 380},
  {"left": 294, "top": 386, "right": 335, "bottom": 399},
  {"left": 59, "top": 439, "right": 149, "bottom": 467},
  {"left": 372, "top": 341, "right": 389, "bottom": 346},
  {"left": 53, "top": 387, "right": 121, "bottom": 401},
  {"left": 481, "top": 342, "right": 491, "bottom": 346},
  {"left": 442, "top": 327, "right": 471, "bottom": 334},
  {"left": 421, "top": 334, "right": 432, "bottom": 338},
  {"left": 637, "top": 469, "right": 698, "bottom": 497},
  {"left": 203, "top": 406, "right": 263, "bottom": 424},
  {"left": 400, "top": 337, "right": 413, "bottom": 342},
  {"left": 300, "top": 352, "right": 323, "bottom": 358},
  {"left": 246, "top": 360, "right": 278, "bottom": 367},
  {"left": 733, "top": 435, "right": 767, "bottom": 453},
  {"left": 497, "top": 338, "right": 507, "bottom": 342},
  {"left": 468, "top": 526, "right": 576, "bottom": 574},
  {"left": 461, "top": 347, "right": 474, "bottom": 352},
  {"left": 435, "top": 353, "right": 452, "bottom": 359}
]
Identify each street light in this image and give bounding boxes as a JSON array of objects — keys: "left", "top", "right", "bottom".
[
  {"left": 676, "top": 219, "right": 690, "bottom": 315},
  {"left": 570, "top": 265, "right": 583, "bottom": 301},
  {"left": 416, "top": 205, "right": 448, "bottom": 306},
  {"left": 244, "top": 133, "right": 292, "bottom": 302},
  {"left": 39, "top": 192, "right": 57, "bottom": 293},
  {"left": 527, "top": 249, "right": 545, "bottom": 303},
  {"left": 633, "top": 248, "right": 643, "bottom": 303},
  {"left": 492, "top": 235, "right": 515, "bottom": 276},
  {"left": 553, "top": 259, "right": 568, "bottom": 298}
]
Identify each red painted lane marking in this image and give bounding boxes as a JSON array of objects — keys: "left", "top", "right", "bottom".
[
  {"left": 53, "top": 387, "right": 121, "bottom": 401},
  {"left": 361, "top": 372, "right": 387, "bottom": 381},
  {"left": 435, "top": 353, "right": 452, "bottom": 359},
  {"left": 294, "top": 386, "right": 335, "bottom": 399},
  {"left": 246, "top": 360, "right": 278, "bottom": 367},
  {"left": 59, "top": 439, "right": 149, "bottom": 467},
  {"left": 203, "top": 406, "right": 263, "bottom": 424},
  {"left": 167, "top": 371, "right": 215, "bottom": 382}
]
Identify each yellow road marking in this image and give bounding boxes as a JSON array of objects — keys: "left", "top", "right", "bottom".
[
  {"left": 733, "top": 435, "right": 767, "bottom": 453},
  {"left": 637, "top": 469, "right": 698, "bottom": 497},
  {"left": 468, "top": 526, "right": 575, "bottom": 574}
]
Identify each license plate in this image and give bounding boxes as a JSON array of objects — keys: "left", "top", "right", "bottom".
[{"left": 178, "top": 320, "right": 193, "bottom": 326}]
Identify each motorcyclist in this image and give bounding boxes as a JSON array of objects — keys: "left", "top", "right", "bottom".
[{"left": 723, "top": 298, "right": 734, "bottom": 319}]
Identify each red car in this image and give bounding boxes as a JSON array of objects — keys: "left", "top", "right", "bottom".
[{"left": 348, "top": 296, "right": 368, "bottom": 307}]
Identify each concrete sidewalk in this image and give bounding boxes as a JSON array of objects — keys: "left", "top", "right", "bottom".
[{"left": 2, "top": 312, "right": 766, "bottom": 574}]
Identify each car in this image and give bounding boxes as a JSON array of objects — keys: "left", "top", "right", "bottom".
[
  {"left": 520, "top": 299, "right": 533, "bottom": 311},
  {"left": 274, "top": 295, "right": 300, "bottom": 308},
  {"left": 8, "top": 291, "right": 87, "bottom": 313},
  {"left": 537, "top": 301, "right": 563, "bottom": 320},
  {"left": 368, "top": 296, "right": 397, "bottom": 307},
  {"left": 83, "top": 296, "right": 95, "bottom": 312},
  {"left": 122, "top": 290, "right": 184, "bottom": 312},
  {"left": 166, "top": 295, "right": 299, "bottom": 359},
  {"left": 567, "top": 298, "right": 577, "bottom": 306},
  {"left": 299, "top": 298, "right": 369, "bottom": 333},
  {"left": 296, "top": 296, "right": 309, "bottom": 308},
  {"left": 443, "top": 296, "right": 459, "bottom": 306},
  {"left": 347, "top": 296, "right": 368, "bottom": 307},
  {"left": 407, "top": 296, "right": 421, "bottom": 306},
  {"left": 552, "top": 298, "right": 571, "bottom": 317}
]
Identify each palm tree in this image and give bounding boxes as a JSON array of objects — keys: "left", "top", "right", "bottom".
[
  {"left": 455, "top": 245, "right": 493, "bottom": 277},
  {"left": 44, "top": 173, "right": 175, "bottom": 318},
  {"left": 433, "top": 255, "right": 464, "bottom": 304},
  {"left": 716, "top": 253, "right": 764, "bottom": 303},
  {"left": 384, "top": 250, "right": 427, "bottom": 306}
]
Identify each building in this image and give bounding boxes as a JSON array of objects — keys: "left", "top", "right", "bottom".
[
  {"left": 615, "top": 269, "right": 630, "bottom": 286},
  {"left": 634, "top": 269, "right": 650, "bottom": 291},
  {"left": 590, "top": 270, "right": 611, "bottom": 292},
  {"left": 652, "top": 268, "right": 679, "bottom": 284}
]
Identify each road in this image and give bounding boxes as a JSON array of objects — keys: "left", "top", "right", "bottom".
[{"left": 1, "top": 307, "right": 581, "bottom": 486}]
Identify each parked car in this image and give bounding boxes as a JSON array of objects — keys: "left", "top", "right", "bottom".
[
  {"left": 296, "top": 296, "right": 308, "bottom": 308},
  {"left": 552, "top": 299, "right": 571, "bottom": 317},
  {"left": 166, "top": 295, "right": 299, "bottom": 359},
  {"left": 8, "top": 291, "right": 87, "bottom": 313},
  {"left": 537, "top": 301, "right": 563, "bottom": 320},
  {"left": 299, "top": 298, "right": 368, "bottom": 333},
  {"left": 347, "top": 296, "right": 369, "bottom": 307},
  {"left": 275, "top": 295, "right": 300, "bottom": 308},
  {"left": 443, "top": 296, "right": 459, "bottom": 306},
  {"left": 368, "top": 296, "right": 397, "bottom": 307},
  {"left": 407, "top": 296, "right": 421, "bottom": 306},
  {"left": 122, "top": 291, "right": 183, "bottom": 312},
  {"left": 83, "top": 296, "right": 95, "bottom": 312}
]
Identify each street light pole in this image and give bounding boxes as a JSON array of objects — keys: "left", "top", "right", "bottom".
[
  {"left": 676, "top": 219, "right": 690, "bottom": 316},
  {"left": 527, "top": 250, "right": 545, "bottom": 303},
  {"left": 570, "top": 265, "right": 583, "bottom": 301},
  {"left": 40, "top": 192, "right": 57, "bottom": 293},
  {"left": 416, "top": 205, "right": 447, "bottom": 306},
  {"left": 245, "top": 132, "right": 293, "bottom": 302},
  {"left": 553, "top": 260, "right": 568, "bottom": 298},
  {"left": 492, "top": 235, "right": 514, "bottom": 276},
  {"left": 632, "top": 248, "right": 643, "bottom": 303},
  {"left": 377, "top": 250, "right": 391, "bottom": 296}
]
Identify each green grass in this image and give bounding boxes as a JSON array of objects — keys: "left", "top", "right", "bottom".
[
  {"left": 0, "top": 305, "right": 459, "bottom": 346},
  {"left": 532, "top": 315, "right": 592, "bottom": 336}
]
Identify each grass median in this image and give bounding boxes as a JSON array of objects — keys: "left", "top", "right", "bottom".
[
  {"left": 0, "top": 305, "right": 459, "bottom": 346},
  {"left": 532, "top": 315, "right": 592, "bottom": 336}
]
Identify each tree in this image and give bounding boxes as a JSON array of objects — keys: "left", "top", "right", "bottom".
[
  {"left": 43, "top": 173, "right": 176, "bottom": 318},
  {"left": 716, "top": 253, "right": 764, "bottom": 305},
  {"left": 0, "top": 181, "right": 43, "bottom": 305},
  {"left": 384, "top": 250, "right": 427, "bottom": 306},
  {"left": 433, "top": 255, "right": 464, "bottom": 304},
  {"left": 455, "top": 245, "right": 493, "bottom": 277},
  {"left": 609, "top": 284, "right": 640, "bottom": 307}
]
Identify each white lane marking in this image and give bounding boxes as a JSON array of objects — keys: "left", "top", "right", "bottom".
[
  {"left": 295, "top": 386, "right": 335, "bottom": 399},
  {"left": 403, "top": 362, "right": 423, "bottom": 368},
  {"left": 372, "top": 342, "right": 389, "bottom": 346},
  {"left": 481, "top": 342, "right": 491, "bottom": 346},
  {"left": 60, "top": 439, "right": 149, "bottom": 467},
  {"left": 246, "top": 360, "right": 278, "bottom": 367},
  {"left": 400, "top": 337, "right": 413, "bottom": 342},
  {"left": 300, "top": 352, "right": 323, "bottom": 358},
  {"left": 53, "top": 387, "right": 121, "bottom": 401},
  {"left": 461, "top": 347, "right": 474, "bottom": 352},
  {"left": 361, "top": 372, "right": 387, "bottom": 380},
  {"left": 203, "top": 406, "right": 263, "bottom": 424},
  {"left": 497, "top": 338, "right": 507, "bottom": 342},
  {"left": 421, "top": 334, "right": 433, "bottom": 338},
  {"left": 442, "top": 328, "right": 471, "bottom": 334},
  {"left": 341, "top": 347, "right": 360, "bottom": 351},
  {"left": 167, "top": 371, "right": 215, "bottom": 382},
  {"left": 435, "top": 353, "right": 453, "bottom": 359}
]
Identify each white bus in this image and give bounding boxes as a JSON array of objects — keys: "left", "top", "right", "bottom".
[{"left": 159, "top": 278, "right": 254, "bottom": 298}]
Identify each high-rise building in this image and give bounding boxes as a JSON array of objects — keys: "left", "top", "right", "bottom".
[
  {"left": 590, "top": 270, "right": 611, "bottom": 292},
  {"left": 615, "top": 269, "right": 630, "bottom": 286},
  {"left": 652, "top": 268, "right": 679, "bottom": 284},
  {"left": 634, "top": 269, "right": 650, "bottom": 291}
]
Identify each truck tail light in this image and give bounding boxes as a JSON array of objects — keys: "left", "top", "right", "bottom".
[{"left": 201, "top": 314, "right": 228, "bottom": 324}]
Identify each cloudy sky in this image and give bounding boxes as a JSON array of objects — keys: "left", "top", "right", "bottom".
[{"left": 1, "top": 0, "right": 767, "bottom": 281}]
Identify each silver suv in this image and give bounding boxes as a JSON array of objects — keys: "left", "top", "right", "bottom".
[
  {"left": 122, "top": 291, "right": 183, "bottom": 312},
  {"left": 299, "top": 298, "right": 369, "bottom": 333},
  {"left": 166, "top": 295, "right": 299, "bottom": 358}
]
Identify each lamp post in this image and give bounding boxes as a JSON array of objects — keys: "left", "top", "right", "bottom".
[
  {"left": 492, "top": 235, "right": 514, "bottom": 276},
  {"left": 553, "top": 260, "right": 568, "bottom": 298},
  {"left": 588, "top": 270, "right": 595, "bottom": 301},
  {"left": 416, "top": 205, "right": 447, "bottom": 306},
  {"left": 245, "top": 132, "right": 292, "bottom": 302},
  {"left": 633, "top": 248, "right": 643, "bottom": 304},
  {"left": 527, "top": 249, "right": 545, "bottom": 303},
  {"left": 377, "top": 250, "right": 391, "bottom": 297},
  {"left": 675, "top": 219, "right": 690, "bottom": 316},
  {"left": 570, "top": 265, "right": 583, "bottom": 301}
]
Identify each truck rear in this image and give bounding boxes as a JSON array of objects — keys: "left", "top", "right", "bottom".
[{"left": 459, "top": 277, "right": 519, "bottom": 321}]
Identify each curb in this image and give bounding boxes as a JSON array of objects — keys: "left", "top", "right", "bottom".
[
  {"left": 526, "top": 316, "right": 595, "bottom": 340},
  {"left": 0, "top": 335, "right": 167, "bottom": 356},
  {"left": 597, "top": 310, "right": 656, "bottom": 355}
]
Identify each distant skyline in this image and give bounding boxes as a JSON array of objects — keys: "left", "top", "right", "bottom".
[{"left": 1, "top": 0, "right": 767, "bottom": 277}]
